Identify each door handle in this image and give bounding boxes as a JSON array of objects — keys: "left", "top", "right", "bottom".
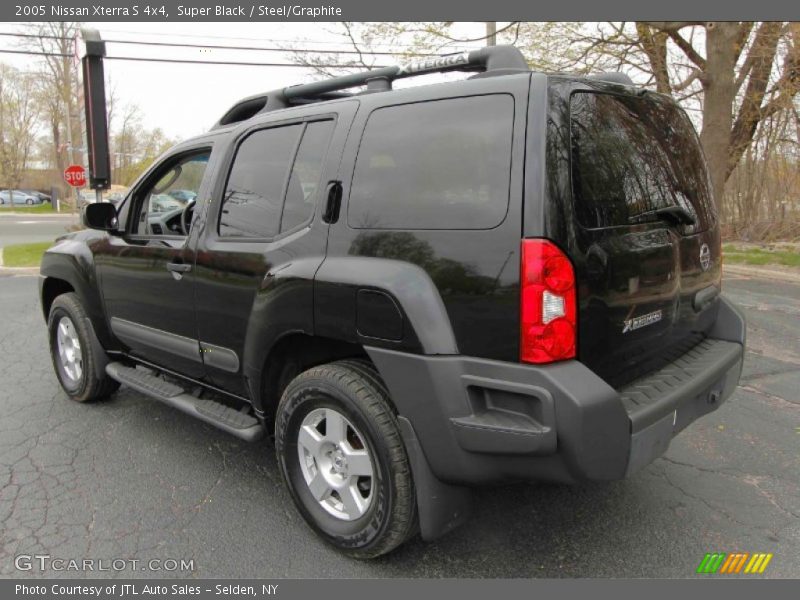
[
  {"left": 167, "top": 262, "right": 192, "bottom": 273},
  {"left": 322, "top": 181, "right": 343, "bottom": 224},
  {"left": 167, "top": 262, "right": 192, "bottom": 280}
]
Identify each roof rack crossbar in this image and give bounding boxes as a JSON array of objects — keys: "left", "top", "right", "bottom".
[{"left": 282, "top": 45, "right": 528, "bottom": 100}]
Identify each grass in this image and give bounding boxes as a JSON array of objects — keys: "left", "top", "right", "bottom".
[
  {"left": 0, "top": 202, "right": 57, "bottom": 214},
  {"left": 723, "top": 244, "right": 800, "bottom": 267},
  {"left": 1, "top": 241, "right": 52, "bottom": 268}
]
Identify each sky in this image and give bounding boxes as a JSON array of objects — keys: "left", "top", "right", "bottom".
[{"left": 0, "top": 22, "right": 488, "bottom": 141}]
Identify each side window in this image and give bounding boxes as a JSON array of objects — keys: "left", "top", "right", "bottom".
[
  {"left": 219, "top": 120, "right": 335, "bottom": 238},
  {"left": 280, "top": 120, "right": 335, "bottom": 233},
  {"left": 220, "top": 124, "right": 303, "bottom": 238},
  {"left": 348, "top": 95, "right": 514, "bottom": 230},
  {"left": 133, "top": 151, "right": 210, "bottom": 236}
]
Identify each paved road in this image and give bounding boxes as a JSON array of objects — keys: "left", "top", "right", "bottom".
[
  {"left": 0, "top": 272, "right": 797, "bottom": 578},
  {"left": 0, "top": 213, "right": 78, "bottom": 248}
]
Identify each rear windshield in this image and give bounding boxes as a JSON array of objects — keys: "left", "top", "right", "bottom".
[{"left": 570, "top": 91, "right": 714, "bottom": 233}]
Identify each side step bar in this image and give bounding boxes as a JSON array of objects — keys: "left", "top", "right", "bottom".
[{"left": 106, "top": 362, "right": 265, "bottom": 442}]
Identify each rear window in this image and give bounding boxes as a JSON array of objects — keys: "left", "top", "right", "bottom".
[
  {"left": 348, "top": 95, "right": 514, "bottom": 230},
  {"left": 570, "top": 91, "right": 714, "bottom": 232}
]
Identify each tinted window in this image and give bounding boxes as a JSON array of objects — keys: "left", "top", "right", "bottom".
[
  {"left": 570, "top": 91, "right": 714, "bottom": 232},
  {"left": 220, "top": 124, "right": 303, "bottom": 238},
  {"left": 280, "top": 120, "right": 335, "bottom": 233},
  {"left": 348, "top": 95, "right": 514, "bottom": 230}
]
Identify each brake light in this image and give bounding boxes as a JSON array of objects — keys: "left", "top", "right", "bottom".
[{"left": 520, "top": 239, "right": 577, "bottom": 364}]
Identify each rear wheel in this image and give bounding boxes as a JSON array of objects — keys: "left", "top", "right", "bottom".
[
  {"left": 26, "top": 198, "right": 33, "bottom": 205},
  {"left": 275, "top": 361, "right": 417, "bottom": 558},
  {"left": 48, "top": 293, "right": 119, "bottom": 402}
]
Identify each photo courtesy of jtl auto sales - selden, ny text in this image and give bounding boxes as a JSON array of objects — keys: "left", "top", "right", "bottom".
[{"left": 0, "top": 1, "right": 798, "bottom": 599}]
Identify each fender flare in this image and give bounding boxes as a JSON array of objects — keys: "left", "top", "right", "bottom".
[{"left": 314, "top": 256, "right": 458, "bottom": 355}]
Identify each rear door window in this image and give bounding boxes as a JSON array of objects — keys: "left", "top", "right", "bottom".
[
  {"left": 219, "top": 119, "right": 335, "bottom": 238},
  {"left": 220, "top": 124, "right": 303, "bottom": 238},
  {"left": 569, "top": 91, "right": 714, "bottom": 233},
  {"left": 280, "top": 120, "right": 335, "bottom": 233},
  {"left": 348, "top": 94, "right": 514, "bottom": 230}
]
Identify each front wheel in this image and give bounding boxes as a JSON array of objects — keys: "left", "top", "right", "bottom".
[
  {"left": 48, "top": 293, "right": 119, "bottom": 402},
  {"left": 275, "top": 361, "right": 417, "bottom": 558},
  {"left": 26, "top": 198, "right": 34, "bottom": 205}
]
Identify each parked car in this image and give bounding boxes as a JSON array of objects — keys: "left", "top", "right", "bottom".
[
  {"left": 0, "top": 189, "right": 42, "bottom": 205},
  {"left": 150, "top": 193, "right": 183, "bottom": 213},
  {"left": 167, "top": 189, "right": 197, "bottom": 203},
  {"left": 20, "top": 189, "right": 52, "bottom": 203},
  {"left": 39, "top": 46, "right": 745, "bottom": 559}
]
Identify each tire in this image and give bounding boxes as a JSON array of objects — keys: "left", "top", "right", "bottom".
[
  {"left": 275, "top": 360, "right": 417, "bottom": 559},
  {"left": 48, "top": 292, "right": 119, "bottom": 403},
  {"left": 26, "top": 198, "right": 33, "bottom": 205}
]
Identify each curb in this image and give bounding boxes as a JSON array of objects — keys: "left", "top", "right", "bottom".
[
  {"left": 724, "top": 264, "right": 800, "bottom": 284},
  {"left": 0, "top": 212, "right": 78, "bottom": 219},
  {"left": 0, "top": 267, "right": 39, "bottom": 276}
]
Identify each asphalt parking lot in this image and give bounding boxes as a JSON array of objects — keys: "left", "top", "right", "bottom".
[{"left": 0, "top": 271, "right": 797, "bottom": 578}]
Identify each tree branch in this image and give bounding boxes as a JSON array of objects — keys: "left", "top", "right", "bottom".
[{"left": 668, "top": 30, "right": 707, "bottom": 70}]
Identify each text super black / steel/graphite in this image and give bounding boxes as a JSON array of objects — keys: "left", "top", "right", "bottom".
[{"left": 39, "top": 45, "right": 745, "bottom": 558}]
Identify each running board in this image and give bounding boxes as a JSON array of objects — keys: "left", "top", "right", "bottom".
[{"left": 106, "top": 362, "right": 265, "bottom": 442}]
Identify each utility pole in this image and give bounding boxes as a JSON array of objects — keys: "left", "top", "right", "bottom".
[
  {"left": 486, "top": 22, "right": 497, "bottom": 46},
  {"left": 63, "top": 97, "right": 76, "bottom": 213}
]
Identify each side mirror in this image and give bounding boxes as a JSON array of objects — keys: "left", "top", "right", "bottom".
[{"left": 82, "top": 202, "right": 119, "bottom": 232}]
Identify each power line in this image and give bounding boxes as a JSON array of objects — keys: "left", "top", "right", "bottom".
[
  {"left": 0, "top": 48, "right": 71, "bottom": 58},
  {"left": 105, "top": 55, "right": 390, "bottom": 68},
  {"left": 102, "top": 37, "right": 434, "bottom": 57},
  {"left": 0, "top": 31, "right": 72, "bottom": 42},
  {"left": 0, "top": 26, "right": 463, "bottom": 52},
  {"left": 85, "top": 26, "right": 473, "bottom": 50},
  {"left": 0, "top": 30, "right": 435, "bottom": 58},
  {"left": 0, "top": 48, "right": 387, "bottom": 69},
  {"left": 0, "top": 46, "right": 390, "bottom": 68}
]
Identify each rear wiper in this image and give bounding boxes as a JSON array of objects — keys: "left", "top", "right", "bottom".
[{"left": 630, "top": 205, "right": 696, "bottom": 226}]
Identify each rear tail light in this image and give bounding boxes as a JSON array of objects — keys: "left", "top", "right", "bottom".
[{"left": 520, "top": 239, "right": 577, "bottom": 364}]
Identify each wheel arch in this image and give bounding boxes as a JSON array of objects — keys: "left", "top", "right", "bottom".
[
  {"left": 39, "top": 241, "right": 116, "bottom": 351},
  {"left": 251, "top": 332, "right": 368, "bottom": 423}
]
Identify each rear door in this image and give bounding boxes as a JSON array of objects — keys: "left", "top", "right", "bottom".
[
  {"left": 564, "top": 87, "right": 721, "bottom": 387},
  {"left": 193, "top": 101, "right": 358, "bottom": 396}
]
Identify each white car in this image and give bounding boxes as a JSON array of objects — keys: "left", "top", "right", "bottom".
[{"left": 0, "top": 190, "right": 42, "bottom": 205}]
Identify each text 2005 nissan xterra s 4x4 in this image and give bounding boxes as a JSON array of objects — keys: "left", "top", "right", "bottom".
[{"left": 40, "top": 46, "right": 745, "bottom": 558}]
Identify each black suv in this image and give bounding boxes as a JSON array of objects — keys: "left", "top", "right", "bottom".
[{"left": 40, "top": 46, "right": 745, "bottom": 558}]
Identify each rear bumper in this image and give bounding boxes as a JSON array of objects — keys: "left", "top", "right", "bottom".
[{"left": 366, "top": 296, "right": 745, "bottom": 486}]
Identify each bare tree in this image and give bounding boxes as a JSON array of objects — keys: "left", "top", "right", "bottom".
[
  {"left": 0, "top": 64, "right": 40, "bottom": 191},
  {"left": 24, "top": 22, "right": 82, "bottom": 189},
  {"left": 516, "top": 22, "right": 800, "bottom": 214}
]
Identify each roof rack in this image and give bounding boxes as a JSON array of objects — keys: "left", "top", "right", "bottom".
[{"left": 212, "top": 45, "right": 529, "bottom": 129}]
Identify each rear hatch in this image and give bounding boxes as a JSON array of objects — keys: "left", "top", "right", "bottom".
[{"left": 562, "top": 85, "right": 721, "bottom": 387}]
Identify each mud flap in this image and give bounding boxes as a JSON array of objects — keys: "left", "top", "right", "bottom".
[{"left": 397, "top": 416, "right": 472, "bottom": 541}]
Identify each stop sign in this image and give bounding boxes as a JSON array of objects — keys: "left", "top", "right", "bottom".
[{"left": 63, "top": 164, "right": 86, "bottom": 188}]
